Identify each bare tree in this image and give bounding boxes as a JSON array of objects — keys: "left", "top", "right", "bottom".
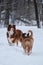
[
  {"left": 4, "top": 0, "right": 12, "bottom": 26},
  {"left": 34, "top": 0, "right": 40, "bottom": 28}
]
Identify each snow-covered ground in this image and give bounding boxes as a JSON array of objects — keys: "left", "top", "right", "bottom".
[{"left": 0, "top": 26, "right": 43, "bottom": 65}]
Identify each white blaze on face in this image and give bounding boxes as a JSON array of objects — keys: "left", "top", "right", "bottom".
[{"left": 9, "top": 28, "right": 14, "bottom": 37}]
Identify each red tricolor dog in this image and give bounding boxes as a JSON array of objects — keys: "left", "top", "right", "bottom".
[
  {"left": 21, "top": 30, "right": 34, "bottom": 55},
  {"left": 7, "top": 24, "right": 23, "bottom": 46}
]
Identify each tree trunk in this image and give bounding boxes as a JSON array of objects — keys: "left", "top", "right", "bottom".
[
  {"left": 34, "top": 0, "right": 40, "bottom": 28},
  {"left": 5, "top": 9, "right": 9, "bottom": 27}
]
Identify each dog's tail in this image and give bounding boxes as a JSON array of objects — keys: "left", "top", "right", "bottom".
[{"left": 28, "top": 30, "right": 33, "bottom": 37}]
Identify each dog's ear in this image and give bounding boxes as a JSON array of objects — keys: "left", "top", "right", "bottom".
[
  {"left": 8, "top": 24, "right": 11, "bottom": 27},
  {"left": 7, "top": 24, "right": 11, "bottom": 31}
]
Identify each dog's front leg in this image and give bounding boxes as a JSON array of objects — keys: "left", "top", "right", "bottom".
[{"left": 15, "top": 39, "right": 18, "bottom": 46}]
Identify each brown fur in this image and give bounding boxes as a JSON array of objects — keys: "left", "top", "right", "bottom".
[
  {"left": 7, "top": 25, "right": 34, "bottom": 55},
  {"left": 21, "top": 30, "right": 34, "bottom": 55},
  {"left": 13, "top": 29, "right": 23, "bottom": 45},
  {"left": 7, "top": 24, "right": 23, "bottom": 46}
]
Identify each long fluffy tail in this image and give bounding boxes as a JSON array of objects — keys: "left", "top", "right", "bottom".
[{"left": 28, "top": 30, "right": 33, "bottom": 37}]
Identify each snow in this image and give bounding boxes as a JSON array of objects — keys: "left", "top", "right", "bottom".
[{"left": 0, "top": 26, "right": 43, "bottom": 65}]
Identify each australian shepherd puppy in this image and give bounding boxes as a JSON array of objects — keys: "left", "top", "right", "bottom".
[
  {"left": 7, "top": 24, "right": 23, "bottom": 46},
  {"left": 21, "top": 30, "right": 34, "bottom": 55}
]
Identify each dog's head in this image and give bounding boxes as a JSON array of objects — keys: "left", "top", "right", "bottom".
[
  {"left": 7, "top": 24, "right": 16, "bottom": 36},
  {"left": 7, "top": 24, "right": 16, "bottom": 31}
]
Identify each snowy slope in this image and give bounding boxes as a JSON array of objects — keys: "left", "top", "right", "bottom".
[{"left": 0, "top": 26, "right": 43, "bottom": 65}]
